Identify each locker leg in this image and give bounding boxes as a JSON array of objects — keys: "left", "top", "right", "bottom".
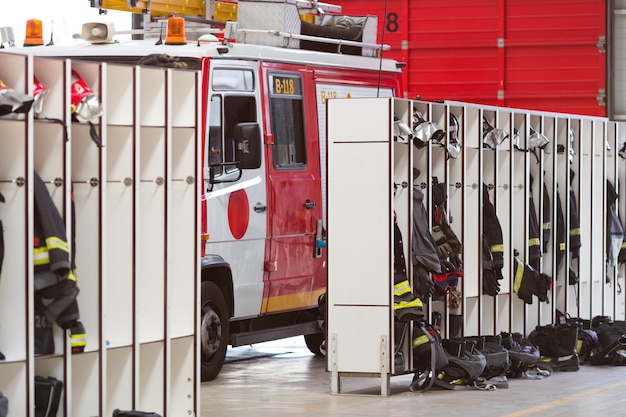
[
  {"left": 330, "top": 333, "right": 340, "bottom": 394},
  {"left": 380, "top": 335, "right": 389, "bottom": 396}
]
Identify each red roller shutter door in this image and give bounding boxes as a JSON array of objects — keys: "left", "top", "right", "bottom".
[{"left": 340, "top": 0, "right": 606, "bottom": 116}]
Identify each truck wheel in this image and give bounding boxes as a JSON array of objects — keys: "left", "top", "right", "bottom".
[
  {"left": 304, "top": 332, "right": 325, "bottom": 356},
  {"left": 201, "top": 281, "right": 229, "bottom": 381}
]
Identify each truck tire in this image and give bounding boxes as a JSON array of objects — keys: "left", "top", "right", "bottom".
[
  {"left": 304, "top": 332, "right": 325, "bottom": 356},
  {"left": 201, "top": 281, "right": 229, "bottom": 381}
]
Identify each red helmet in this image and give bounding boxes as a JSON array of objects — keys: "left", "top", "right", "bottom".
[
  {"left": 32, "top": 76, "right": 49, "bottom": 115},
  {"left": 71, "top": 70, "right": 102, "bottom": 123}
]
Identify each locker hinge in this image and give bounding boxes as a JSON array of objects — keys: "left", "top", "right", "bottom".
[
  {"left": 597, "top": 88, "right": 606, "bottom": 106},
  {"left": 597, "top": 35, "right": 606, "bottom": 53},
  {"left": 497, "top": 38, "right": 505, "bottom": 48},
  {"left": 497, "top": 90, "right": 504, "bottom": 100},
  {"left": 401, "top": 40, "right": 408, "bottom": 50}
]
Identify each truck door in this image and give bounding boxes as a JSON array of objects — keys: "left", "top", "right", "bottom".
[
  {"left": 261, "top": 66, "right": 325, "bottom": 314},
  {"left": 204, "top": 63, "right": 268, "bottom": 319}
]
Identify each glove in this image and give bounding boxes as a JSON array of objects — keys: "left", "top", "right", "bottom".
[
  {"left": 432, "top": 225, "right": 453, "bottom": 259},
  {"left": 413, "top": 264, "right": 435, "bottom": 300},
  {"left": 440, "top": 220, "right": 462, "bottom": 254}
]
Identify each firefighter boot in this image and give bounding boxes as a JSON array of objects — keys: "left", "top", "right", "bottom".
[{"left": 540, "top": 324, "right": 580, "bottom": 371}]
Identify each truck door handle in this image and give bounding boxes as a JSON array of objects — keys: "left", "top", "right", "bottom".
[
  {"left": 303, "top": 201, "right": 317, "bottom": 209},
  {"left": 254, "top": 204, "right": 268, "bottom": 213}
]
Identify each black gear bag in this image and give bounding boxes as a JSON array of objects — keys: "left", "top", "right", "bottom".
[
  {"left": 499, "top": 332, "right": 542, "bottom": 378},
  {"left": 0, "top": 391, "right": 7, "bottom": 417},
  {"left": 35, "top": 376, "right": 63, "bottom": 417},
  {"left": 434, "top": 338, "right": 492, "bottom": 390}
]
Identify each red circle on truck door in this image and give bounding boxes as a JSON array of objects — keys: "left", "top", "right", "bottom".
[{"left": 228, "top": 189, "right": 250, "bottom": 239}]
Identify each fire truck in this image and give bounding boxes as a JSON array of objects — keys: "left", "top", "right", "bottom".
[{"left": 1, "top": 0, "right": 404, "bottom": 381}]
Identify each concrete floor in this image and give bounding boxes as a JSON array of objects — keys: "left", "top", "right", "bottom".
[{"left": 200, "top": 337, "right": 626, "bottom": 417}]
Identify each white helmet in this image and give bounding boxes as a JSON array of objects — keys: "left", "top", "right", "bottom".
[
  {"left": 442, "top": 112, "right": 461, "bottom": 158},
  {"left": 393, "top": 114, "right": 412, "bottom": 139},
  {"left": 482, "top": 117, "right": 508, "bottom": 149},
  {"left": 568, "top": 127, "right": 575, "bottom": 164},
  {"left": 528, "top": 126, "right": 549, "bottom": 150},
  {"left": 413, "top": 110, "right": 445, "bottom": 148}
]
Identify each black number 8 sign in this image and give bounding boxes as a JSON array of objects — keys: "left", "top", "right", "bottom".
[{"left": 386, "top": 12, "right": 399, "bottom": 33}]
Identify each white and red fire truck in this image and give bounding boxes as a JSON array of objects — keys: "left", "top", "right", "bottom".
[{"left": 2, "top": 0, "right": 405, "bottom": 381}]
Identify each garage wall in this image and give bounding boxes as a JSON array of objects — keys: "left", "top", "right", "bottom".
[
  {"left": 339, "top": 0, "right": 607, "bottom": 117},
  {"left": 610, "top": 0, "right": 626, "bottom": 120}
]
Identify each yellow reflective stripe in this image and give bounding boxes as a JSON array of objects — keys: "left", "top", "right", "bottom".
[
  {"left": 559, "top": 242, "right": 566, "bottom": 250},
  {"left": 542, "top": 222, "right": 551, "bottom": 230},
  {"left": 490, "top": 244, "right": 504, "bottom": 253},
  {"left": 413, "top": 334, "right": 430, "bottom": 348},
  {"left": 70, "top": 333, "right": 87, "bottom": 347},
  {"left": 394, "top": 280, "right": 412, "bottom": 296},
  {"left": 67, "top": 271, "right": 77, "bottom": 282},
  {"left": 513, "top": 258, "right": 524, "bottom": 293},
  {"left": 569, "top": 228, "right": 580, "bottom": 236},
  {"left": 33, "top": 248, "right": 50, "bottom": 265},
  {"left": 394, "top": 298, "right": 423, "bottom": 310},
  {"left": 528, "top": 238, "right": 540, "bottom": 247},
  {"left": 46, "top": 236, "right": 69, "bottom": 253},
  {"left": 576, "top": 339, "right": 583, "bottom": 354}
]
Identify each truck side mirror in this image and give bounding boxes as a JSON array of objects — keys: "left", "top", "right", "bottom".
[{"left": 235, "top": 122, "right": 262, "bottom": 169}]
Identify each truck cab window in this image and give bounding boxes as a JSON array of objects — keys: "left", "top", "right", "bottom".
[
  {"left": 269, "top": 73, "right": 306, "bottom": 168},
  {"left": 208, "top": 68, "right": 257, "bottom": 179}
]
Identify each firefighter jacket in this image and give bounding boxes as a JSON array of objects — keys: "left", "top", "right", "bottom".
[
  {"left": 33, "top": 170, "right": 80, "bottom": 329},
  {"left": 555, "top": 186, "right": 581, "bottom": 285},
  {"left": 431, "top": 177, "right": 462, "bottom": 268},
  {"left": 619, "top": 239, "right": 626, "bottom": 264},
  {"left": 528, "top": 177, "right": 541, "bottom": 271},
  {"left": 482, "top": 183, "right": 504, "bottom": 296},
  {"left": 393, "top": 217, "right": 425, "bottom": 322},
  {"left": 512, "top": 256, "right": 550, "bottom": 304},
  {"left": 411, "top": 186, "right": 442, "bottom": 274},
  {"left": 619, "top": 221, "right": 626, "bottom": 264},
  {"left": 569, "top": 170, "right": 581, "bottom": 259},
  {"left": 556, "top": 188, "right": 565, "bottom": 269},
  {"left": 607, "top": 180, "right": 624, "bottom": 267},
  {"left": 482, "top": 183, "right": 504, "bottom": 268},
  {"left": 542, "top": 181, "right": 551, "bottom": 253}
]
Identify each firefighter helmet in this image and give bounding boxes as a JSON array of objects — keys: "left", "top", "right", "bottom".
[
  {"left": 444, "top": 112, "right": 461, "bottom": 158},
  {"left": 568, "top": 127, "right": 575, "bottom": 164},
  {"left": 619, "top": 141, "right": 626, "bottom": 159},
  {"left": 413, "top": 110, "right": 445, "bottom": 148},
  {"left": 71, "top": 70, "right": 103, "bottom": 124},
  {"left": 393, "top": 114, "right": 412, "bottom": 139},
  {"left": 528, "top": 126, "right": 549, "bottom": 150},
  {"left": 482, "top": 116, "right": 508, "bottom": 149},
  {"left": 557, "top": 128, "right": 576, "bottom": 163},
  {"left": 511, "top": 128, "right": 520, "bottom": 149},
  {"left": 0, "top": 79, "right": 34, "bottom": 116},
  {"left": 32, "top": 76, "right": 49, "bottom": 115}
]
